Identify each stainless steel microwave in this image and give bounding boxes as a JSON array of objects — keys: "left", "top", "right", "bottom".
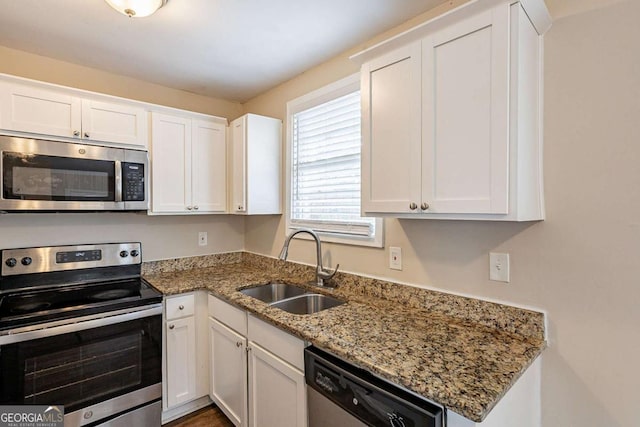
[{"left": 0, "top": 135, "right": 148, "bottom": 212}]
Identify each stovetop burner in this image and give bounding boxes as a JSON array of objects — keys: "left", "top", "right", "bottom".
[
  {"left": 90, "top": 288, "right": 137, "bottom": 300},
  {"left": 0, "top": 243, "right": 162, "bottom": 332}
]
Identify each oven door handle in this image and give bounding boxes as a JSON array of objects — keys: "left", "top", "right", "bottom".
[{"left": 0, "top": 304, "right": 162, "bottom": 345}]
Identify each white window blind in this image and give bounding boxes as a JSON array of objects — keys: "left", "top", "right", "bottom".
[{"left": 291, "top": 90, "right": 375, "bottom": 237}]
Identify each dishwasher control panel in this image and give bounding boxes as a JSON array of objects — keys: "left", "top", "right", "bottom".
[{"left": 304, "top": 346, "right": 443, "bottom": 427}]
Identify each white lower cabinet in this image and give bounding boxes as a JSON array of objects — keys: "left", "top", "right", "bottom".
[
  {"left": 164, "top": 292, "right": 210, "bottom": 419},
  {"left": 248, "top": 342, "right": 306, "bottom": 427},
  {"left": 166, "top": 315, "right": 197, "bottom": 408},
  {"left": 209, "top": 317, "right": 248, "bottom": 426},
  {"left": 208, "top": 295, "right": 307, "bottom": 427}
]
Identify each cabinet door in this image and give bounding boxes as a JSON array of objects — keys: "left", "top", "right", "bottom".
[
  {"left": 150, "top": 113, "right": 192, "bottom": 213},
  {"left": 361, "top": 42, "right": 422, "bottom": 214},
  {"left": 0, "top": 82, "right": 81, "bottom": 138},
  {"left": 192, "top": 120, "right": 227, "bottom": 213},
  {"left": 81, "top": 99, "right": 148, "bottom": 147},
  {"left": 230, "top": 116, "right": 247, "bottom": 213},
  {"left": 248, "top": 343, "right": 306, "bottom": 427},
  {"left": 422, "top": 6, "right": 509, "bottom": 214},
  {"left": 209, "top": 318, "right": 247, "bottom": 427},
  {"left": 166, "top": 316, "right": 197, "bottom": 408}
]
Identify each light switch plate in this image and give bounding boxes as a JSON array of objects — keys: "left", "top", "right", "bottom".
[
  {"left": 389, "top": 247, "right": 402, "bottom": 270},
  {"left": 489, "top": 252, "right": 510, "bottom": 283}
]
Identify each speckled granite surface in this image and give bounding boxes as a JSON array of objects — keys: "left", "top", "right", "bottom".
[{"left": 143, "top": 252, "right": 545, "bottom": 422}]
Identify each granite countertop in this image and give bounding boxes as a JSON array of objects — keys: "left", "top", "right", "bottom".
[{"left": 143, "top": 252, "right": 545, "bottom": 423}]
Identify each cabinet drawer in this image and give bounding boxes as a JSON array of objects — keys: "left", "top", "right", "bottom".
[
  {"left": 248, "top": 314, "right": 305, "bottom": 371},
  {"left": 166, "top": 294, "right": 195, "bottom": 320},
  {"left": 208, "top": 294, "right": 247, "bottom": 335}
]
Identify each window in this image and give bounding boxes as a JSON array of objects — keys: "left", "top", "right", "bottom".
[{"left": 286, "top": 74, "right": 383, "bottom": 247}]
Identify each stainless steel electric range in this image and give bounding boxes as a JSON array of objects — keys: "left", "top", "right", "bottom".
[{"left": 0, "top": 242, "right": 162, "bottom": 427}]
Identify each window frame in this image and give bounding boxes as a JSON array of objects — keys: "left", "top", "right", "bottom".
[{"left": 285, "top": 74, "right": 383, "bottom": 248}]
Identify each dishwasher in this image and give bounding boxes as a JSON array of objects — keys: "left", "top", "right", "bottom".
[{"left": 305, "top": 346, "right": 444, "bottom": 427}]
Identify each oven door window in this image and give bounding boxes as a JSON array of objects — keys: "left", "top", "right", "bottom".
[
  {"left": 2, "top": 152, "right": 115, "bottom": 201},
  {"left": 0, "top": 316, "right": 161, "bottom": 413}
]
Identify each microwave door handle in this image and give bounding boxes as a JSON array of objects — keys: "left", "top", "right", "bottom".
[{"left": 115, "top": 160, "right": 123, "bottom": 203}]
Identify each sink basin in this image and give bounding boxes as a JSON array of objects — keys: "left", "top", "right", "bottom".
[
  {"left": 270, "top": 294, "right": 345, "bottom": 315},
  {"left": 240, "top": 283, "right": 307, "bottom": 304}
]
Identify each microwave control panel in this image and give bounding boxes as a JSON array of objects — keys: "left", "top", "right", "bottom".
[{"left": 122, "top": 163, "right": 145, "bottom": 202}]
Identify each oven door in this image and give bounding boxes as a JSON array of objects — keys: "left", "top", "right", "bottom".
[
  {"left": 0, "top": 306, "right": 162, "bottom": 426},
  {"left": 0, "top": 135, "right": 124, "bottom": 211}
]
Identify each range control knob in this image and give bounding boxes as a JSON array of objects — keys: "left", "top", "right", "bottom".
[
  {"left": 119, "top": 250, "right": 129, "bottom": 258},
  {"left": 130, "top": 250, "right": 139, "bottom": 257},
  {"left": 21, "top": 257, "right": 32, "bottom": 266},
  {"left": 5, "top": 258, "right": 17, "bottom": 268}
]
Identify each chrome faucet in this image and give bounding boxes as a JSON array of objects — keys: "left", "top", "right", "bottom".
[{"left": 278, "top": 228, "right": 339, "bottom": 287}]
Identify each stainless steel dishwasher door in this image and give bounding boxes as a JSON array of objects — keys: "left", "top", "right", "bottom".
[
  {"left": 308, "top": 386, "right": 368, "bottom": 427},
  {"left": 304, "top": 346, "right": 444, "bottom": 427}
]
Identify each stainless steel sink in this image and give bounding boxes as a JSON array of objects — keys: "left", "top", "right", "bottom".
[
  {"left": 240, "top": 283, "right": 307, "bottom": 304},
  {"left": 270, "top": 294, "right": 345, "bottom": 315}
]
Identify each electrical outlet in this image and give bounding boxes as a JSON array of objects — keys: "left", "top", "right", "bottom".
[
  {"left": 389, "top": 247, "right": 402, "bottom": 270},
  {"left": 198, "top": 231, "right": 208, "bottom": 247},
  {"left": 489, "top": 252, "right": 510, "bottom": 283}
]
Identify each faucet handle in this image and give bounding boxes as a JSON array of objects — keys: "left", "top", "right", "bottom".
[{"left": 318, "top": 264, "right": 339, "bottom": 282}]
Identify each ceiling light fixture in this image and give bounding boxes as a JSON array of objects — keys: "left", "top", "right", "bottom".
[{"left": 104, "top": 0, "right": 169, "bottom": 18}]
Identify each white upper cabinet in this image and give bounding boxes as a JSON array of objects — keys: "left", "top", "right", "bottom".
[
  {"left": 0, "top": 80, "right": 148, "bottom": 148},
  {"left": 80, "top": 99, "right": 147, "bottom": 147},
  {"left": 357, "top": 0, "right": 550, "bottom": 221},
  {"left": 361, "top": 43, "right": 422, "bottom": 214},
  {"left": 421, "top": 6, "right": 509, "bottom": 215},
  {"left": 192, "top": 119, "right": 227, "bottom": 213},
  {"left": 229, "top": 113, "right": 282, "bottom": 215},
  {"left": 0, "top": 83, "right": 81, "bottom": 138},
  {"left": 150, "top": 112, "right": 227, "bottom": 215}
]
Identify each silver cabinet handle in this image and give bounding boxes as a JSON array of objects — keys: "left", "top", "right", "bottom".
[
  {"left": 194, "top": 206, "right": 199, "bottom": 210},
  {"left": 73, "top": 130, "right": 80, "bottom": 137},
  {"left": 179, "top": 305, "right": 184, "bottom": 310},
  {"left": 236, "top": 341, "right": 242, "bottom": 348},
  {"left": 421, "top": 202, "right": 429, "bottom": 211},
  {"left": 169, "top": 324, "right": 175, "bottom": 330},
  {"left": 186, "top": 206, "right": 193, "bottom": 210},
  {"left": 409, "top": 202, "right": 418, "bottom": 210},
  {"left": 84, "top": 132, "right": 90, "bottom": 138}
]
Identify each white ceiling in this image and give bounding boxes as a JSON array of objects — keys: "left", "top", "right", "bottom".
[
  {"left": 0, "top": 0, "right": 449, "bottom": 102},
  {"left": 0, "top": 0, "right": 619, "bottom": 103}
]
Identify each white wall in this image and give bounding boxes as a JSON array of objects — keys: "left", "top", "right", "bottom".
[{"left": 242, "top": 1, "right": 640, "bottom": 426}]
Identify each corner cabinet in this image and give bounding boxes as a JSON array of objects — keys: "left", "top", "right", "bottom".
[
  {"left": 358, "top": 1, "right": 550, "bottom": 221},
  {"left": 150, "top": 112, "right": 227, "bottom": 214},
  {"left": 208, "top": 295, "right": 251, "bottom": 426},
  {"left": 0, "top": 79, "right": 148, "bottom": 148},
  {"left": 208, "top": 295, "right": 307, "bottom": 427},
  {"left": 229, "top": 113, "right": 282, "bottom": 215},
  {"left": 247, "top": 315, "right": 306, "bottom": 427}
]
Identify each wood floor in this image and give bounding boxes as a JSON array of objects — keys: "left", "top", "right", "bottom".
[{"left": 164, "top": 405, "right": 234, "bottom": 427}]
